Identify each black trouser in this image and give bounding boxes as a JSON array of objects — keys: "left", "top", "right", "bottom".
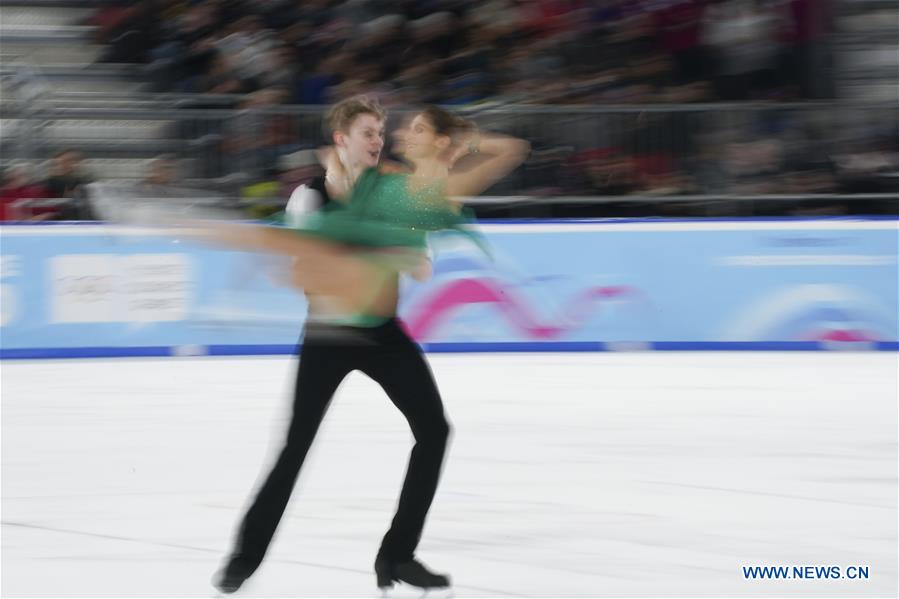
[{"left": 228, "top": 318, "right": 450, "bottom": 576}]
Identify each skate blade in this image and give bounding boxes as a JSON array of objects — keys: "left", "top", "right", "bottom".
[{"left": 378, "top": 585, "right": 453, "bottom": 599}]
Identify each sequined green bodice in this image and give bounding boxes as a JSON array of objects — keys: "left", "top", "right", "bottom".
[{"left": 295, "top": 168, "right": 479, "bottom": 250}]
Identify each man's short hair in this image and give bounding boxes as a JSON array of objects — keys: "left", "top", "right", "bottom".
[{"left": 325, "top": 95, "right": 386, "bottom": 135}]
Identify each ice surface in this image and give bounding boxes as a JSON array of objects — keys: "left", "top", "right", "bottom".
[{"left": 2, "top": 353, "right": 897, "bottom": 598}]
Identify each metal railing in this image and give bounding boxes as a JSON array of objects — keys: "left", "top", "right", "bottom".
[
  {"left": 4, "top": 193, "right": 895, "bottom": 223},
  {"left": 2, "top": 97, "right": 897, "bottom": 212}
]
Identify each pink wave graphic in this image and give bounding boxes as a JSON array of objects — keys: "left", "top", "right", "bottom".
[
  {"left": 403, "top": 277, "right": 639, "bottom": 341},
  {"left": 803, "top": 329, "right": 878, "bottom": 342}
]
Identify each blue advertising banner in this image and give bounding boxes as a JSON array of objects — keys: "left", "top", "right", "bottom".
[{"left": 1, "top": 219, "right": 896, "bottom": 358}]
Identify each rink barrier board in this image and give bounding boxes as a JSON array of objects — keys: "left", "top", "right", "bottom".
[
  {"left": 2, "top": 218, "right": 897, "bottom": 359},
  {"left": 3, "top": 341, "right": 897, "bottom": 360},
  {"left": 4, "top": 215, "right": 898, "bottom": 227}
]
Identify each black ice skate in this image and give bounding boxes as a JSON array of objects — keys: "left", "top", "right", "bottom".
[
  {"left": 375, "top": 556, "right": 451, "bottom": 591},
  {"left": 212, "top": 558, "right": 253, "bottom": 595}
]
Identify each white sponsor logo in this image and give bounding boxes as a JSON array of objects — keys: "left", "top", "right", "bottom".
[
  {"left": 121, "top": 255, "right": 190, "bottom": 321},
  {"left": 51, "top": 255, "right": 120, "bottom": 323},
  {"left": 50, "top": 254, "right": 191, "bottom": 323}
]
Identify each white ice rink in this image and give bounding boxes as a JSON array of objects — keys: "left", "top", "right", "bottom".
[{"left": 2, "top": 353, "right": 897, "bottom": 598}]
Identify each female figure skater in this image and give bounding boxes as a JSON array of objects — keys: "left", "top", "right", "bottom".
[{"left": 211, "top": 96, "right": 529, "bottom": 594}]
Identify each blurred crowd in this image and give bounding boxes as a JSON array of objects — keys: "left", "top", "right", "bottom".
[
  {"left": 3, "top": 0, "right": 896, "bottom": 221},
  {"left": 0, "top": 150, "right": 95, "bottom": 221},
  {"left": 93, "top": 0, "right": 835, "bottom": 105},
  {"left": 0, "top": 152, "right": 190, "bottom": 222},
  {"left": 6, "top": 108, "right": 892, "bottom": 221}
]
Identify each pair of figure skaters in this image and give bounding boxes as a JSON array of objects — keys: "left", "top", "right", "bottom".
[{"left": 196, "top": 95, "right": 528, "bottom": 594}]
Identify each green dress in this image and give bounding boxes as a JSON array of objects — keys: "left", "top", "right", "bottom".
[
  {"left": 285, "top": 168, "right": 485, "bottom": 252},
  {"left": 270, "top": 168, "right": 487, "bottom": 327}
]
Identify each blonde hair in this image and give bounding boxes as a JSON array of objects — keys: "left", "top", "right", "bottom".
[{"left": 325, "top": 95, "right": 386, "bottom": 135}]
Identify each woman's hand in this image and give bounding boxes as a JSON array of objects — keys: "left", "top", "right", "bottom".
[
  {"left": 444, "top": 131, "right": 530, "bottom": 198},
  {"left": 446, "top": 123, "right": 480, "bottom": 167}
]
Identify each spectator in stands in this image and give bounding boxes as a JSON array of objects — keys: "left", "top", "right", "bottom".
[
  {"left": 689, "top": 134, "right": 731, "bottom": 195},
  {"left": 216, "top": 15, "right": 279, "bottom": 88},
  {"left": 36, "top": 150, "right": 99, "bottom": 221},
  {"left": 628, "top": 110, "right": 695, "bottom": 192},
  {"left": 44, "top": 149, "right": 94, "bottom": 202},
  {"left": 497, "top": 36, "right": 565, "bottom": 100},
  {"left": 91, "top": 155, "right": 177, "bottom": 198},
  {"left": 261, "top": 44, "right": 302, "bottom": 92},
  {"left": 513, "top": 144, "right": 570, "bottom": 196},
  {"left": 68, "top": 0, "right": 867, "bottom": 210},
  {"left": 198, "top": 51, "right": 249, "bottom": 94},
  {"left": 611, "top": 51, "right": 710, "bottom": 104},
  {"left": 352, "top": 14, "right": 409, "bottom": 83},
  {"left": 278, "top": 149, "right": 322, "bottom": 196},
  {"left": 406, "top": 11, "right": 460, "bottom": 64},
  {"left": 834, "top": 134, "right": 899, "bottom": 195},
  {"left": 650, "top": 0, "right": 709, "bottom": 86},
  {"left": 703, "top": 0, "right": 785, "bottom": 101},
  {"left": 96, "top": 0, "right": 162, "bottom": 63},
  {"left": 296, "top": 51, "right": 347, "bottom": 105},
  {"left": 225, "top": 88, "right": 302, "bottom": 180},
  {"left": 723, "top": 133, "right": 786, "bottom": 194},
  {"left": 125, "top": 0, "right": 842, "bottom": 108},
  {"left": 241, "top": 149, "right": 323, "bottom": 219},
  {"left": 144, "top": 2, "right": 220, "bottom": 93},
  {"left": 143, "top": 155, "right": 179, "bottom": 187},
  {"left": 240, "top": 167, "right": 281, "bottom": 210},
  {"left": 779, "top": 0, "right": 836, "bottom": 99},
  {"left": 88, "top": 0, "right": 134, "bottom": 44},
  {"left": 0, "top": 163, "right": 53, "bottom": 221},
  {"left": 576, "top": 148, "right": 641, "bottom": 197},
  {"left": 786, "top": 163, "right": 836, "bottom": 194}
]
